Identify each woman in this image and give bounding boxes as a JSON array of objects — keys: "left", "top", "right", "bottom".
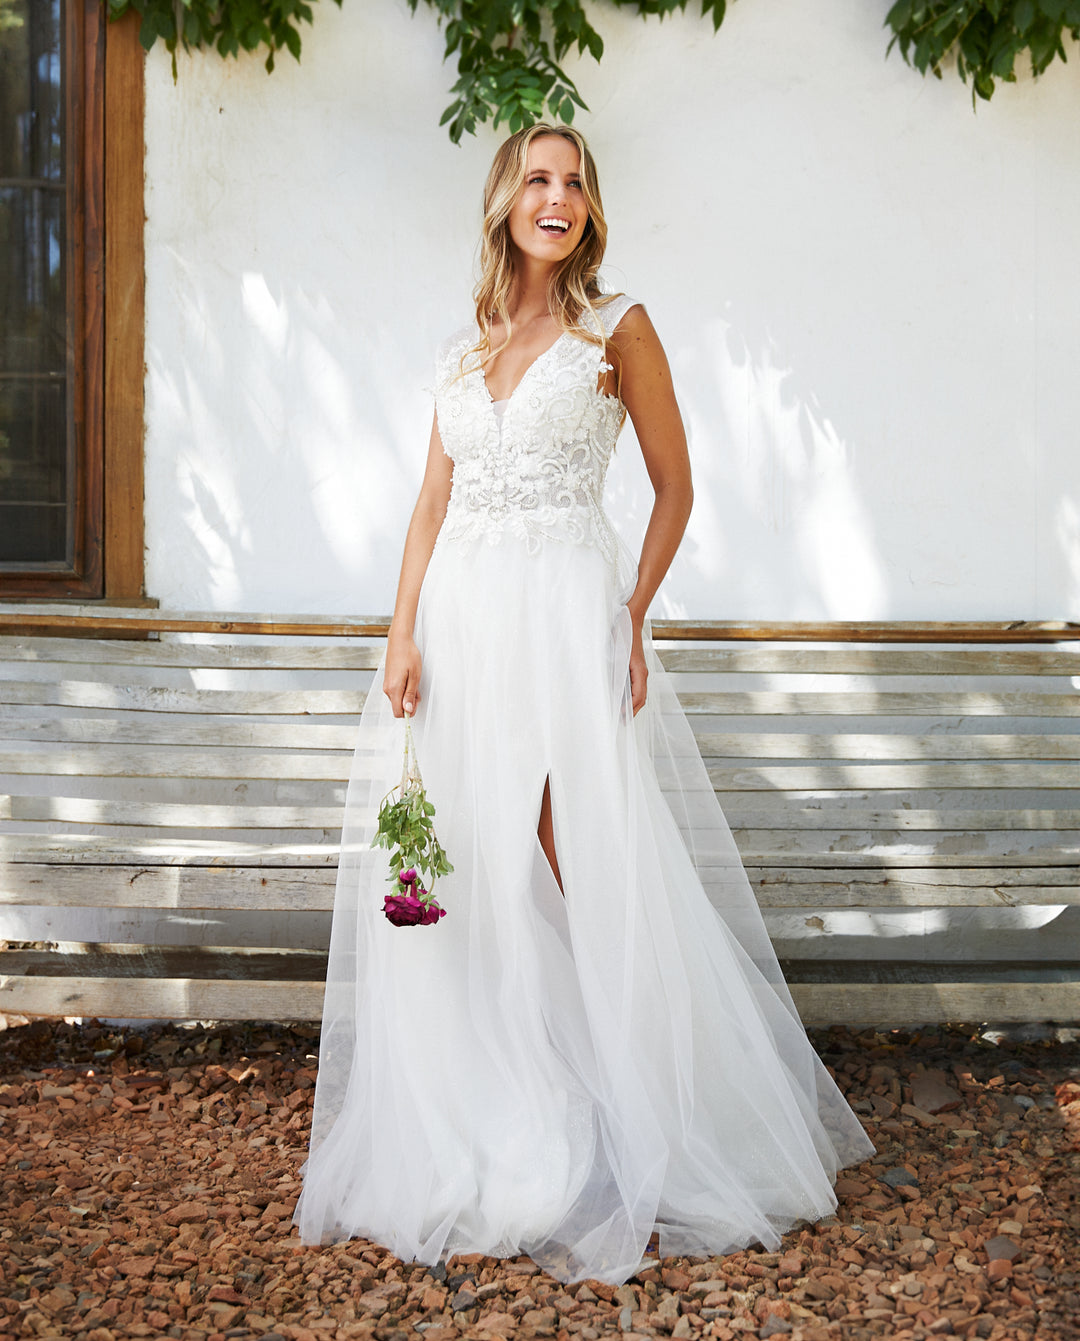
[{"left": 294, "top": 124, "right": 873, "bottom": 1285}]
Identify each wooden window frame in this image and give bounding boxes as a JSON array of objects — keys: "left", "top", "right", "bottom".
[{"left": 1, "top": 2, "right": 144, "bottom": 601}]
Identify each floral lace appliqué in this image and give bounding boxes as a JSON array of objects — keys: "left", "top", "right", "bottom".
[{"left": 433, "top": 297, "right": 637, "bottom": 564}]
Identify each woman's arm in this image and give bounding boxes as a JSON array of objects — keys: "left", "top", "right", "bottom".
[
  {"left": 383, "top": 412, "right": 454, "bottom": 717},
  {"left": 610, "top": 306, "right": 694, "bottom": 714}
]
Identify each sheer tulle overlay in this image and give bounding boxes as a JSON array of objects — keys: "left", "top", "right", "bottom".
[{"left": 293, "top": 296, "right": 873, "bottom": 1284}]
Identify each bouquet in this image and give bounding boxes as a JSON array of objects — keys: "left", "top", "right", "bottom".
[{"left": 373, "top": 711, "right": 453, "bottom": 926}]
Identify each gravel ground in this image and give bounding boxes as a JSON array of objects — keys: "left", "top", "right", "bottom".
[{"left": 1, "top": 1017, "right": 1078, "bottom": 1341}]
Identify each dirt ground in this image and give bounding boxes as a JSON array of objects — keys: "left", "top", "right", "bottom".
[{"left": 1, "top": 1017, "right": 1078, "bottom": 1341}]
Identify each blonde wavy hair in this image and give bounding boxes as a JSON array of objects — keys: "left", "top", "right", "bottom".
[{"left": 466, "top": 123, "right": 618, "bottom": 374}]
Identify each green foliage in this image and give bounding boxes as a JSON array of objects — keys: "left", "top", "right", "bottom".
[
  {"left": 104, "top": 0, "right": 1077, "bottom": 131},
  {"left": 105, "top": 0, "right": 341, "bottom": 76},
  {"left": 103, "top": 0, "right": 728, "bottom": 136},
  {"left": 373, "top": 781, "right": 454, "bottom": 894},
  {"left": 885, "top": 0, "right": 1080, "bottom": 102},
  {"left": 415, "top": 0, "right": 729, "bottom": 143}
]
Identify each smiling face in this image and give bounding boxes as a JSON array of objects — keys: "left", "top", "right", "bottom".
[{"left": 506, "top": 135, "right": 590, "bottom": 269}]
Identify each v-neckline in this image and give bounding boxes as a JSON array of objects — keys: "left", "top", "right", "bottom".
[{"left": 480, "top": 329, "right": 569, "bottom": 407}]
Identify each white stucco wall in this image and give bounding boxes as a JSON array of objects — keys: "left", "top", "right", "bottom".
[{"left": 143, "top": 0, "right": 1080, "bottom": 620}]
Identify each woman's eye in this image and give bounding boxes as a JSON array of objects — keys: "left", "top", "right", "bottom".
[{"left": 528, "top": 175, "right": 546, "bottom": 185}]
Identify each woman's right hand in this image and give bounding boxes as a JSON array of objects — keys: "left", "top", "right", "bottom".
[{"left": 383, "top": 632, "right": 422, "bottom": 718}]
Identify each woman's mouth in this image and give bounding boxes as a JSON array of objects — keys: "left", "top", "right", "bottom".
[{"left": 537, "top": 217, "right": 571, "bottom": 236}]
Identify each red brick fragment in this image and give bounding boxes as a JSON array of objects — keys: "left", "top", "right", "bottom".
[
  {"left": 163, "top": 1201, "right": 209, "bottom": 1226},
  {"left": 911, "top": 1069, "right": 963, "bottom": 1114},
  {"left": 115, "top": 1257, "right": 156, "bottom": 1278},
  {"left": 661, "top": 1266, "right": 692, "bottom": 1291}
]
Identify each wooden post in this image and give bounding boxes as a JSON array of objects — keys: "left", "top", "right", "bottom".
[{"left": 103, "top": 8, "right": 146, "bottom": 600}]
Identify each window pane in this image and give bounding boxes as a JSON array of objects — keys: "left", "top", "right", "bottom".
[
  {"left": 0, "top": 0, "right": 70, "bottom": 569},
  {"left": 0, "top": 377, "right": 68, "bottom": 562},
  {"left": 0, "top": 0, "right": 63, "bottom": 182},
  {"left": 0, "top": 184, "right": 66, "bottom": 372}
]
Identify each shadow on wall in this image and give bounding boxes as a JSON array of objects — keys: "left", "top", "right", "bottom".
[{"left": 146, "top": 257, "right": 436, "bottom": 615}]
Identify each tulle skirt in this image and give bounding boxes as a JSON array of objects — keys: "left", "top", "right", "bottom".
[{"left": 293, "top": 529, "right": 873, "bottom": 1284}]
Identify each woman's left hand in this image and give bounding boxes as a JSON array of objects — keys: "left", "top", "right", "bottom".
[{"left": 629, "top": 619, "right": 648, "bottom": 716}]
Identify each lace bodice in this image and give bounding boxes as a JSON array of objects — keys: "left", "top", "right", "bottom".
[{"left": 433, "top": 294, "right": 639, "bottom": 562}]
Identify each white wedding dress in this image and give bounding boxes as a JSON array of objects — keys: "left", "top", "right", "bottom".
[{"left": 293, "top": 294, "right": 873, "bottom": 1284}]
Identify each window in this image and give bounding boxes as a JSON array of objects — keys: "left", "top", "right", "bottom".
[{"left": 0, "top": 1, "right": 143, "bottom": 601}]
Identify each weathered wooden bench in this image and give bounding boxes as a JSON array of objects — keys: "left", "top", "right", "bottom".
[{"left": 1, "top": 605, "right": 1078, "bottom": 1027}]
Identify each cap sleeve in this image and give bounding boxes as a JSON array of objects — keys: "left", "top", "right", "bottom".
[
  {"left": 434, "top": 324, "right": 475, "bottom": 391},
  {"left": 593, "top": 293, "right": 642, "bottom": 339}
]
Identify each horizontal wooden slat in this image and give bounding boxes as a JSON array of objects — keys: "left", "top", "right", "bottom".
[
  {"left": 660, "top": 647, "right": 1080, "bottom": 675},
  {"left": 0, "top": 744, "right": 351, "bottom": 780},
  {"left": 0, "top": 662, "right": 371, "bottom": 691},
  {"left": 5, "top": 720, "right": 1079, "bottom": 758},
  {"left": 653, "top": 621, "right": 1080, "bottom": 645},
  {"left": 17, "top": 787, "right": 1079, "bottom": 833},
  {"left": 0, "top": 974, "right": 327, "bottom": 1021},
  {"left": 706, "top": 762, "right": 1080, "bottom": 788},
  {"left": 0, "top": 637, "right": 384, "bottom": 670},
  {"left": 730, "top": 830, "right": 1080, "bottom": 863},
  {"left": 0, "top": 863, "right": 338, "bottom": 909},
  {"left": 681, "top": 692, "right": 1080, "bottom": 716},
  {"left": 0, "top": 835, "right": 339, "bottom": 864},
  {"left": 2, "top": 830, "right": 1077, "bottom": 869},
  {"left": 0, "top": 710, "right": 358, "bottom": 749},
  {"left": 4, "top": 607, "right": 1078, "bottom": 641},
  {"left": 4, "top": 862, "right": 1077, "bottom": 911},
  {"left": 696, "top": 733, "right": 1080, "bottom": 760},
  {"left": 747, "top": 868, "right": 1080, "bottom": 907},
  {"left": 5, "top": 638, "right": 1079, "bottom": 676},
  {"left": 703, "top": 761, "right": 1078, "bottom": 788},
  {"left": 2, "top": 797, "right": 343, "bottom": 829},
  {"left": 0, "top": 680, "right": 364, "bottom": 714},
  {"left": 723, "top": 807, "right": 1080, "bottom": 831},
  {"left": 12, "top": 684, "right": 1074, "bottom": 719},
  {"left": 0, "top": 945, "right": 326, "bottom": 979},
  {"left": 2, "top": 972, "right": 1075, "bottom": 1025},
  {"left": 0, "top": 606, "right": 393, "bottom": 637},
  {"left": 791, "top": 982, "right": 1080, "bottom": 1026}
]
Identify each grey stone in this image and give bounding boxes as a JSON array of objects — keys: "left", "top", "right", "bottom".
[
  {"left": 985, "top": 1235, "right": 1022, "bottom": 1262},
  {"left": 759, "top": 1318, "right": 793, "bottom": 1338},
  {"left": 881, "top": 1166, "right": 919, "bottom": 1188},
  {"left": 689, "top": 1279, "right": 728, "bottom": 1298}
]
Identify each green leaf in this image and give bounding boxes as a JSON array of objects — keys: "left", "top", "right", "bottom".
[
  {"left": 1013, "top": 0, "right": 1036, "bottom": 30},
  {"left": 885, "top": 0, "right": 915, "bottom": 28},
  {"left": 697, "top": 0, "right": 724, "bottom": 31}
]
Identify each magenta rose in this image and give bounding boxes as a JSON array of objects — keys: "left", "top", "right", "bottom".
[
  {"left": 383, "top": 892, "right": 427, "bottom": 926},
  {"left": 383, "top": 887, "right": 447, "bottom": 927},
  {"left": 418, "top": 899, "right": 446, "bottom": 925}
]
